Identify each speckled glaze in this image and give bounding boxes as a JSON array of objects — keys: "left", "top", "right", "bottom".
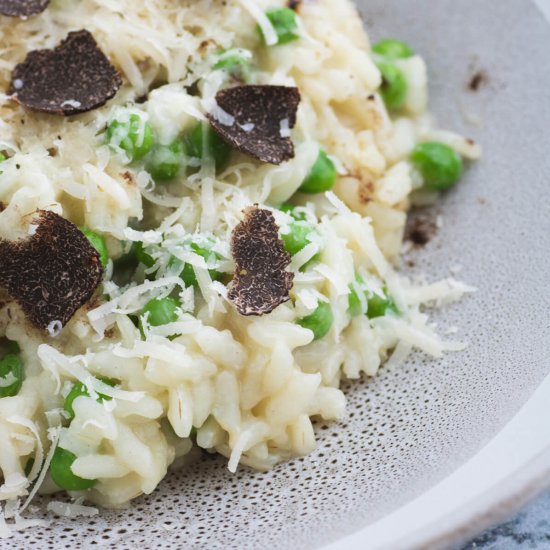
[{"left": 3, "top": 0, "right": 550, "bottom": 548}]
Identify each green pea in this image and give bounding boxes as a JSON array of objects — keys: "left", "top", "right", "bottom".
[
  {"left": 372, "top": 39, "right": 414, "bottom": 60},
  {"left": 0, "top": 153, "right": 6, "bottom": 162},
  {"left": 50, "top": 447, "right": 96, "bottom": 491},
  {"left": 376, "top": 61, "right": 408, "bottom": 110},
  {"left": 174, "top": 240, "right": 223, "bottom": 287},
  {"left": 348, "top": 277, "right": 398, "bottom": 318},
  {"left": 64, "top": 378, "right": 115, "bottom": 421},
  {"left": 0, "top": 353, "right": 23, "bottom": 398},
  {"left": 281, "top": 221, "right": 320, "bottom": 259},
  {"left": 80, "top": 227, "right": 109, "bottom": 268},
  {"left": 146, "top": 139, "right": 185, "bottom": 182},
  {"left": 299, "top": 150, "right": 337, "bottom": 194},
  {"left": 106, "top": 114, "right": 154, "bottom": 162},
  {"left": 297, "top": 302, "right": 333, "bottom": 341},
  {"left": 184, "top": 123, "right": 231, "bottom": 170},
  {"left": 279, "top": 203, "right": 307, "bottom": 221},
  {"left": 141, "top": 297, "right": 181, "bottom": 327},
  {"left": 135, "top": 241, "right": 156, "bottom": 268},
  {"left": 261, "top": 8, "right": 299, "bottom": 45},
  {"left": 410, "top": 142, "right": 463, "bottom": 191},
  {"left": 213, "top": 51, "right": 252, "bottom": 82},
  {"left": 112, "top": 242, "right": 140, "bottom": 285}
]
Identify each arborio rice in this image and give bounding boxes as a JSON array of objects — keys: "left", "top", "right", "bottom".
[{"left": 0, "top": 0, "right": 480, "bottom": 531}]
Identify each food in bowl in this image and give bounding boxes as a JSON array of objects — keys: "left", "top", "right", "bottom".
[{"left": 0, "top": 0, "right": 480, "bottom": 530}]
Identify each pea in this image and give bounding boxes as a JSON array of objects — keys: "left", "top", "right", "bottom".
[
  {"left": 372, "top": 39, "right": 414, "bottom": 60},
  {"left": 279, "top": 203, "right": 307, "bottom": 221},
  {"left": 261, "top": 8, "right": 299, "bottom": 45},
  {"left": 367, "top": 289, "right": 398, "bottom": 318},
  {"left": 106, "top": 114, "right": 154, "bottom": 162},
  {"left": 141, "top": 297, "right": 181, "bottom": 327},
  {"left": 348, "top": 277, "right": 398, "bottom": 318},
  {"left": 281, "top": 221, "right": 320, "bottom": 260},
  {"left": 175, "top": 240, "right": 223, "bottom": 287},
  {"left": 50, "top": 447, "right": 96, "bottom": 491},
  {"left": 299, "top": 150, "right": 337, "bottom": 194},
  {"left": 0, "top": 153, "right": 6, "bottom": 162},
  {"left": 63, "top": 378, "right": 116, "bottom": 421},
  {"left": 410, "top": 142, "right": 463, "bottom": 191},
  {"left": 213, "top": 51, "right": 251, "bottom": 82},
  {"left": 146, "top": 139, "right": 185, "bottom": 182},
  {"left": 297, "top": 302, "right": 333, "bottom": 341},
  {"left": 184, "top": 123, "right": 231, "bottom": 170},
  {"left": 80, "top": 227, "right": 109, "bottom": 268},
  {"left": 0, "top": 353, "right": 23, "bottom": 398},
  {"left": 135, "top": 241, "right": 156, "bottom": 268},
  {"left": 376, "top": 61, "right": 408, "bottom": 110},
  {"left": 112, "top": 243, "right": 140, "bottom": 285}
]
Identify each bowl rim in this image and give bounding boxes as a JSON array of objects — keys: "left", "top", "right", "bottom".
[{"left": 322, "top": 370, "right": 550, "bottom": 550}]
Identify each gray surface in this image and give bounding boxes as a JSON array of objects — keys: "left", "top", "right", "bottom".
[
  {"left": 462, "top": 492, "right": 550, "bottom": 550},
  {"left": 2, "top": 0, "right": 550, "bottom": 549}
]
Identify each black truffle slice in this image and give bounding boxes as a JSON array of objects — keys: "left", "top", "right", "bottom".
[
  {"left": 228, "top": 206, "right": 294, "bottom": 316},
  {"left": 9, "top": 30, "right": 122, "bottom": 116},
  {"left": 0, "top": 210, "right": 104, "bottom": 330},
  {"left": 0, "top": 0, "right": 49, "bottom": 17},
  {"left": 207, "top": 85, "right": 301, "bottom": 165}
]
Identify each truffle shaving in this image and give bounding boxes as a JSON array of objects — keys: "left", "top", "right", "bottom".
[
  {"left": 9, "top": 30, "right": 122, "bottom": 115},
  {"left": 207, "top": 85, "right": 301, "bottom": 165},
  {"left": 0, "top": 0, "right": 49, "bottom": 17},
  {"left": 228, "top": 206, "right": 294, "bottom": 316},
  {"left": 0, "top": 210, "right": 103, "bottom": 330}
]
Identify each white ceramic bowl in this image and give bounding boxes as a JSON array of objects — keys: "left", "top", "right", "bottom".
[{"left": 3, "top": 0, "right": 550, "bottom": 548}]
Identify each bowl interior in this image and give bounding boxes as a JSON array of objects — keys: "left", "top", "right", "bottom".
[{"left": 4, "top": 0, "right": 550, "bottom": 548}]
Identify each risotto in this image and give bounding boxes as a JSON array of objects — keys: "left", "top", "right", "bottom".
[{"left": 0, "top": 0, "right": 480, "bottom": 531}]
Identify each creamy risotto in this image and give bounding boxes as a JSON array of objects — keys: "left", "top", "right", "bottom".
[{"left": 0, "top": 0, "right": 480, "bottom": 531}]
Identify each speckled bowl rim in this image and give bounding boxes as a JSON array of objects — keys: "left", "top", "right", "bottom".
[
  {"left": 323, "top": 373, "right": 550, "bottom": 550},
  {"left": 320, "top": 0, "right": 550, "bottom": 547}
]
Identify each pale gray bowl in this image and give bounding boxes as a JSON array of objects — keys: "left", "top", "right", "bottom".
[{"left": 3, "top": 0, "right": 550, "bottom": 548}]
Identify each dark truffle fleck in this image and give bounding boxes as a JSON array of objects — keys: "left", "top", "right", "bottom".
[
  {"left": 0, "top": 210, "right": 104, "bottom": 330},
  {"left": 405, "top": 208, "right": 438, "bottom": 247},
  {"left": 0, "top": 0, "right": 49, "bottom": 17},
  {"left": 468, "top": 70, "right": 489, "bottom": 92},
  {"left": 287, "top": 0, "right": 301, "bottom": 10},
  {"left": 207, "top": 85, "right": 301, "bottom": 165},
  {"left": 9, "top": 30, "right": 122, "bottom": 116},
  {"left": 228, "top": 206, "right": 294, "bottom": 316}
]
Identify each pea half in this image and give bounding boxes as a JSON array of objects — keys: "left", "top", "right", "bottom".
[
  {"left": 176, "top": 240, "right": 223, "bottom": 287},
  {"left": 348, "top": 277, "right": 398, "bottom": 318},
  {"left": 281, "top": 221, "right": 322, "bottom": 268},
  {"left": 141, "top": 297, "right": 181, "bottom": 327},
  {"left": 0, "top": 352, "right": 23, "bottom": 398},
  {"left": 261, "top": 8, "right": 299, "bottom": 45},
  {"left": 106, "top": 114, "right": 154, "bottom": 162},
  {"left": 372, "top": 39, "right": 414, "bottom": 61},
  {"left": 50, "top": 447, "right": 96, "bottom": 491},
  {"left": 184, "top": 123, "right": 232, "bottom": 171},
  {"left": 299, "top": 150, "right": 337, "bottom": 194},
  {"left": 410, "top": 142, "right": 463, "bottom": 191},
  {"left": 376, "top": 61, "right": 408, "bottom": 110},
  {"left": 135, "top": 241, "right": 156, "bottom": 269},
  {"left": 146, "top": 139, "right": 185, "bottom": 182},
  {"left": 64, "top": 377, "right": 116, "bottom": 421},
  {"left": 279, "top": 203, "right": 307, "bottom": 221},
  {"left": 297, "top": 302, "right": 334, "bottom": 341},
  {"left": 80, "top": 227, "right": 109, "bottom": 268},
  {"left": 213, "top": 51, "right": 252, "bottom": 83}
]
